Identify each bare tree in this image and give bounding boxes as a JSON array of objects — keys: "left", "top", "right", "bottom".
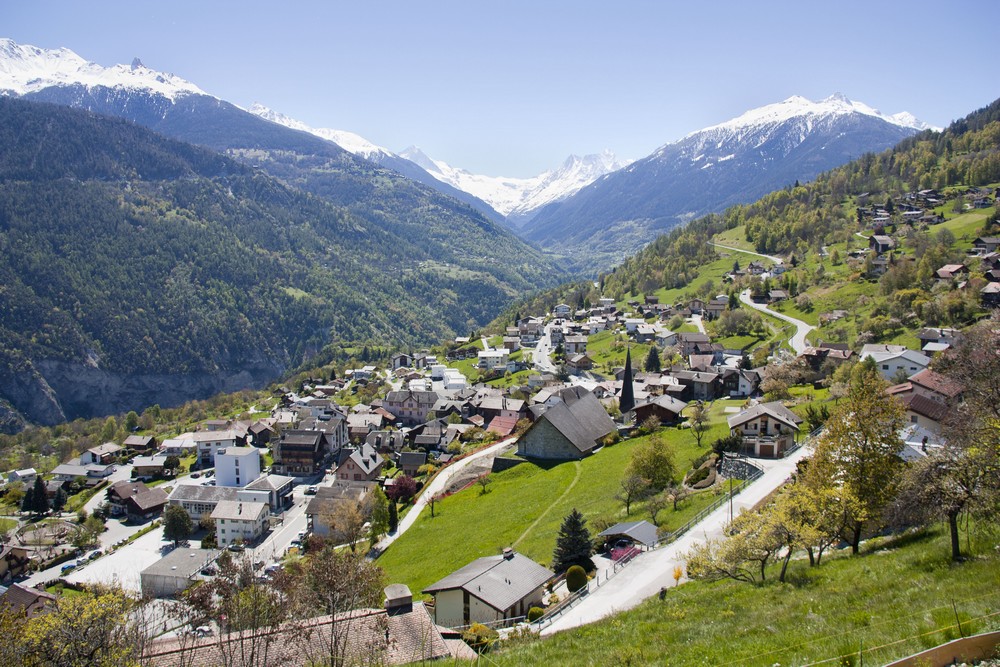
[
  {"left": 616, "top": 474, "right": 649, "bottom": 516},
  {"left": 323, "top": 501, "right": 367, "bottom": 552}
]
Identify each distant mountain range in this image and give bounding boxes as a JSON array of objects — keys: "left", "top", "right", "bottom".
[{"left": 520, "top": 94, "right": 934, "bottom": 272}]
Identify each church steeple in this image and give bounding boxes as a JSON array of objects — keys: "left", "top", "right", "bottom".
[{"left": 620, "top": 346, "right": 635, "bottom": 416}]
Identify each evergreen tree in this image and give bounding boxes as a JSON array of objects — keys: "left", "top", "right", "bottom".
[
  {"left": 368, "top": 487, "right": 390, "bottom": 548},
  {"left": 553, "top": 508, "right": 594, "bottom": 572},
  {"left": 620, "top": 348, "right": 635, "bottom": 415},
  {"left": 644, "top": 347, "right": 661, "bottom": 373},
  {"left": 20, "top": 486, "right": 34, "bottom": 514},
  {"left": 388, "top": 499, "right": 399, "bottom": 533},
  {"left": 52, "top": 487, "right": 68, "bottom": 513},
  {"left": 30, "top": 476, "right": 49, "bottom": 515}
]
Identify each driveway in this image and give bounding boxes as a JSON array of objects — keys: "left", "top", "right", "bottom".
[
  {"left": 739, "top": 289, "right": 814, "bottom": 356},
  {"left": 375, "top": 435, "right": 518, "bottom": 552},
  {"left": 541, "top": 445, "right": 812, "bottom": 635}
]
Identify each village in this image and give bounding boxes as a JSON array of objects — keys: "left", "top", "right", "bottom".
[{"left": 2, "top": 205, "right": 991, "bottom": 661}]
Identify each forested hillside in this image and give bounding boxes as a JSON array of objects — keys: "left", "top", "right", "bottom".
[{"left": 0, "top": 99, "right": 561, "bottom": 430}]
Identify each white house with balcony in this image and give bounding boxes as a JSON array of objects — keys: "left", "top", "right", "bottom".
[
  {"left": 727, "top": 401, "right": 803, "bottom": 458},
  {"left": 210, "top": 500, "right": 268, "bottom": 547}
]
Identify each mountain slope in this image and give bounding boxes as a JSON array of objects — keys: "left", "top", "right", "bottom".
[
  {"left": 0, "top": 98, "right": 558, "bottom": 431},
  {"left": 523, "top": 95, "right": 929, "bottom": 272}
]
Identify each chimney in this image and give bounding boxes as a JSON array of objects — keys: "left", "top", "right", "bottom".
[
  {"left": 502, "top": 547, "right": 514, "bottom": 560},
  {"left": 384, "top": 584, "right": 412, "bottom": 616}
]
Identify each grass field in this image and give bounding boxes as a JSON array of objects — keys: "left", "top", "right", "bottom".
[
  {"left": 375, "top": 418, "right": 733, "bottom": 598},
  {"left": 488, "top": 524, "right": 1000, "bottom": 666}
]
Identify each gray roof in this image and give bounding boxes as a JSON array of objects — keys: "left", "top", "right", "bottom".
[
  {"left": 245, "top": 474, "right": 295, "bottom": 492},
  {"left": 211, "top": 500, "right": 268, "bottom": 522},
  {"left": 141, "top": 548, "right": 220, "bottom": 579},
  {"left": 305, "top": 482, "right": 371, "bottom": 517},
  {"left": 598, "top": 520, "right": 659, "bottom": 547},
  {"left": 347, "top": 444, "right": 383, "bottom": 475},
  {"left": 423, "top": 552, "right": 553, "bottom": 613},
  {"left": 635, "top": 394, "right": 688, "bottom": 415},
  {"left": 727, "top": 401, "right": 803, "bottom": 430},
  {"left": 168, "top": 484, "right": 239, "bottom": 504},
  {"left": 531, "top": 388, "right": 616, "bottom": 455},
  {"left": 398, "top": 452, "right": 427, "bottom": 467}
]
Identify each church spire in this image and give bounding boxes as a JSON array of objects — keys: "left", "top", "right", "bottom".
[{"left": 620, "top": 346, "right": 635, "bottom": 416}]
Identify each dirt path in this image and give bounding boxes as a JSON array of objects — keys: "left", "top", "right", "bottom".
[
  {"left": 708, "top": 242, "right": 783, "bottom": 265},
  {"left": 512, "top": 460, "right": 582, "bottom": 549}
]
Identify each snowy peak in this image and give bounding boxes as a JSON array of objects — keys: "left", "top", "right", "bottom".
[
  {"left": 690, "top": 93, "right": 934, "bottom": 138},
  {"left": 398, "top": 146, "right": 631, "bottom": 219},
  {"left": 0, "top": 37, "right": 207, "bottom": 100},
  {"left": 247, "top": 103, "right": 392, "bottom": 160}
]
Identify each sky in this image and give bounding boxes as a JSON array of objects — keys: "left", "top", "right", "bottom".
[{"left": 5, "top": 0, "right": 999, "bottom": 177}]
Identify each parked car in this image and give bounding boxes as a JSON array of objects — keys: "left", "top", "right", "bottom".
[
  {"left": 305, "top": 486, "right": 317, "bottom": 495},
  {"left": 61, "top": 560, "right": 79, "bottom": 572}
]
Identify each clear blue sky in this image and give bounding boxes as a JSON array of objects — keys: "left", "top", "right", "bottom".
[{"left": 5, "top": 0, "right": 999, "bottom": 176}]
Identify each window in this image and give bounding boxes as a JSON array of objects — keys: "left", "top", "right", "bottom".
[
  {"left": 882, "top": 364, "right": 889, "bottom": 370},
  {"left": 911, "top": 415, "right": 918, "bottom": 423}
]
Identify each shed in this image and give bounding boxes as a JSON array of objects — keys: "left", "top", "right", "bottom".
[{"left": 597, "top": 520, "right": 659, "bottom": 548}]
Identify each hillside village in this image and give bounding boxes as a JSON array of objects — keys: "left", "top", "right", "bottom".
[{"left": 2, "top": 178, "right": 998, "bottom": 663}]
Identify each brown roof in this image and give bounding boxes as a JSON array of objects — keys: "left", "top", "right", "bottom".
[
  {"left": 144, "top": 603, "right": 452, "bottom": 666},
  {"left": 0, "top": 583, "right": 57, "bottom": 617},
  {"left": 908, "top": 369, "right": 963, "bottom": 399},
  {"left": 903, "top": 393, "right": 950, "bottom": 423}
]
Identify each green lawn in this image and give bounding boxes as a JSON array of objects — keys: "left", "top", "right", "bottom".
[
  {"left": 0, "top": 517, "right": 16, "bottom": 535},
  {"left": 586, "top": 330, "right": 652, "bottom": 371},
  {"left": 376, "top": 423, "right": 725, "bottom": 598}
]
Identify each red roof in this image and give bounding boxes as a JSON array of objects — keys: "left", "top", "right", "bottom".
[{"left": 486, "top": 415, "right": 519, "bottom": 437}]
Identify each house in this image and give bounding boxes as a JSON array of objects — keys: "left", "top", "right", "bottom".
[
  {"left": 907, "top": 368, "right": 963, "bottom": 405},
  {"left": 972, "top": 237, "right": 1000, "bottom": 254},
  {"left": 272, "top": 430, "right": 326, "bottom": 478},
  {"left": 167, "top": 485, "right": 239, "bottom": 522},
  {"left": 564, "top": 335, "right": 588, "bottom": 355},
  {"left": 672, "top": 369, "right": 721, "bottom": 401},
  {"left": 7, "top": 468, "right": 36, "bottom": 485},
  {"left": 305, "top": 481, "right": 373, "bottom": 537},
  {"left": 860, "top": 345, "right": 931, "bottom": 381},
  {"left": 727, "top": 401, "right": 803, "bottom": 458},
  {"left": 566, "top": 353, "right": 594, "bottom": 374},
  {"left": 336, "top": 443, "right": 384, "bottom": 482},
  {"left": 247, "top": 421, "right": 276, "bottom": 448},
  {"left": 50, "top": 462, "right": 113, "bottom": 482},
  {"left": 768, "top": 289, "right": 789, "bottom": 302},
  {"left": 982, "top": 282, "right": 1000, "bottom": 307},
  {"left": 347, "top": 413, "right": 385, "bottom": 441},
  {"left": 423, "top": 549, "right": 553, "bottom": 628},
  {"left": 390, "top": 352, "right": 413, "bottom": 370},
  {"left": 0, "top": 583, "right": 57, "bottom": 617},
  {"left": 869, "top": 235, "right": 896, "bottom": 254},
  {"left": 517, "top": 387, "right": 616, "bottom": 460},
  {"left": 486, "top": 415, "right": 520, "bottom": 438},
  {"left": 916, "top": 327, "right": 960, "bottom": 350},
  {"left": 475, "top": 395, "right": 526, "bottom": 423},
  {"left": 200, "top": 419, "right": 232, "bottom": 432},
  {"left": 239, "top": 474, "right": 295, "bottom": 513},
  {"left": 936, "top": 264, "right": 969, "bottom": 282},
  {"left": 192, "top": 430, "right": 241, "bottom": 467},
  {"left": 0, "top": 545, "right": 32, "bottom": 582},
  {"left": 211, "top": 500, "right": 268, "bottom": 547},
  {"left": 631, "top": 395, "right": 687, "bottom": 425},
  {"left": 383, "top": 390, "right": 439, "bottom": 427},
  {"left": 84, "top": 442, "right": 123, "bottom": 465},
  {"left": 902, "top": 393, "right": 950, "bottom": 434},
  {"left": 747, "top": 261, "right": 768, "bottom": 275},
  {"left": 676, "top": 332, "right": 711, "bottom": 357},
  {"left": 552, "top": 303, "right": 571, "bottom": 317},
  {"left": 107, "top": 480, "right": 169, "bottom": 520},
  {"left": 123, "top": 434, "right": 157, "bottom": 454},
  {"left": 131, "top": 454, "right": 169, "bottom": 479},
  {"left": 477, "top": 349, "right": 510, "bottom": 372},
  {"left": 158, "top": 436, "right": 197, "bottom": 458},
  {"left": 366, "top": 430, "right": 409, "bottom": 456},
  {"left": 704, "top": 298, "right": 728, "bottom": 321},
  {"left": 215, "top": 446, "right": 262, "bottom": 488},
  {"left": 140, "top": 548, "right": 220, "bottom": 598},
  {"left": 798, "top": 344, "right": 854, "bottom": 372},
  {"left": 398, "top": 452, "right": 427, "bottom": 477}
]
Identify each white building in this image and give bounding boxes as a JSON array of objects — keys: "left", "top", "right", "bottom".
[
  {"left": 211, "top": 500, "right": 269, "bottom": 547},
  {"left": 477, "top": 349, "right": 510, "bottom": 371},
  {"left": 192, "top": 430, "right": 240, "bottom": 467},
  {"left": 860, "top": 345, "right": 931, "bottom": 381},
  {"left": 215, "top": 446, "right": 262, "bottom": 488}
]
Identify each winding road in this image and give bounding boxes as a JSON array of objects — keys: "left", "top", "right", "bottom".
[
  {"left": 708, "top": 241, "right": 783, "bottom": 265},
  {"left": 739, "top": 289, "right": 814, "bottom": 355}
]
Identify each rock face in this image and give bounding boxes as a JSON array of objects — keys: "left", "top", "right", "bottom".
[{"left": 0, "top": 359, "right": 284, "bottom": 432}]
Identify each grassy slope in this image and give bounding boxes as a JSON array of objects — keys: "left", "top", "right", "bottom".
[
  {"left": 376, "top": 418, "right": 731, "bottom": 597},
  {"left": 491, "top": 526, "right": 1000, "bottom": 666}
]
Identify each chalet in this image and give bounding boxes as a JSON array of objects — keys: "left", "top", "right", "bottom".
[
  {"left": 390, "top": 352, "right": 413, "bottom": 370},
  {"left": 383, "top": 390, "right": 439, "bottom": 427},
  {"left": 398, "top": 452, "right": 427, "bottom": 477},
  {"left": 486, "top": 415, "right": 520, "bottom": 438},
  {"left": 798, "top": 344, "right": 854, "bottom": 372},
  {"left": 747, "top": 261, "right": 768, "bottom": 275},
  {"left": 84, "top": 442, "right": 123, "bottom": 465},
  {"left": 672, "top": 369, "right": 721, "bottom": 401},
  {"left": 631, "top": 395, "right": 687, "bottom": 425},
  {"left": 336, "top": 443, "right": 384, "bottom": 482},
  {"left": 0, "top": 584, "right": 56, "bottom": 618},
  {"left": 105, "top": 480, "right": 169, "bottom": 522},
  {"left": 192, "top": 430, "right": 242, "bottom": 467},
  {"left": 502, "top": 336, "right": 521, "bottom": 352},
  {"left": 982, "top": 282, "right": 1000, "bottom": 307},
  {"left": 132, "top": 455, "right": 169, "bottom": 479},
  {"left": 902, "top": 393, "right": 950, "bottom": 434},
  {"left": 552, "top": 303, "right": 571, "bottom": 317},
  {"left": 727, "top": 401, "right": 803, "bottom": 458},
  {"left": 423, "top": 549, "right": 553, "bottom": 628},
  {"left": 676, "top": 332, "right": 711, "bottom": 357},
  {"left": 687, "top": 298, "right": 705, "bottom": 314},
  {"left": 7, "top": 468, "right": 36, "bottom": 484},
  {"left": 973, "top": 237, "right": 1000, "bottom": 254},
  {"left": 0, "top": 544, "right": 32, "bottom": 581},
  {"left": 869, "top": 235, "right": 896, "bottom": 254},
  {"left": 907, "top": 368, "right": 963, "bottom": 405},
  {"left": 272, "top": 430, "right": 326, "bottom": 478},
  {"left": 123, "top": 434, "right": 157, "bottom": 454},
  {"left": 704, "top": 298, "right": 728, "bottom": 321},
  {"left": 916, "top": 327, "right": 961, "bottom": 349},
  {"left": 936, "top": 264, "right": 969, "bottom": 281},
  {"left": 517, "top": 388, "right": 616, "bottom": 460},
  {"left": 475, "top": 395, "right": 526, "bottom": 423},
  {"left": 566, "top": 353, "right": 594, "bottom": 374}
]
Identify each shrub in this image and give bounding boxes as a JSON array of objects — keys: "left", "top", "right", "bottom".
[
  {"left": 565, "top": 564, "right": 588, "bottom": 593},
  {"left": 527, "top": 606, "right": 544, "bottom": 622},
  {"left": 686, "top": 467, "right": 710, "bottom": 486},
  {"left": 462, "top": 622, "right": 499, "bottom": 653}
]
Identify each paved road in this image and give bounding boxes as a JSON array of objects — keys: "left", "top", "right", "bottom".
[
  {"left": 708, "top": 242, "right": 784, "bottom": 265},
  {"left": 739, "top": 289, "right": 815, "bottom": 355},
  {"left": 533, "top": 323, "right": 557, "bottom": 373},
  {"left": 375, "top": 436, "right": 517, "bottom": 552},
  {"left": 690, "top": 313, "right": 706, "bottom": 334},
  {"left": 541, "top": 445, "right": 812, "bottom": 635}
]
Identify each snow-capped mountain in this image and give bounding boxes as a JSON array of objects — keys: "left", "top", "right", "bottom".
[
  {"left": 0, "top": 37, "right": 205, "bottom": 100},
  {"left": 523, "top": 94, "right": 933, "bottom": 272},
  {"left": 400, "top": 147, "right": 631, "bottom": 226},
  {"left": 248, "top": 103, "right": 394, "bottom": 161}
]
